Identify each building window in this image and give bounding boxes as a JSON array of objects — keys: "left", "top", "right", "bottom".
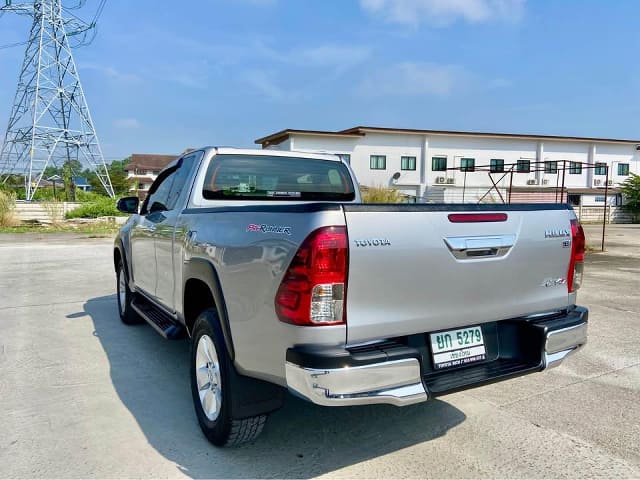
[
  {"left": 544, "top": 161, "right": 558, "bottom": 174},
  {"left": 516, "top": 160, "right": 530, "bottom": 173},
  {"left": 569, "top": 162, "right": 582, "bottom": 174},
  {"left": 432, "top": 157, "right": 447, "bottom": 171},
  {"left": 490, "top": 159, "right": 504, "bottom": 173},
  {"left": 152, "top": 170, "right": 160, "bottom": 175},
  {"left": 567, "top": 194, "right": 581, "bottom": 206},
  {"left": 337, "top": 154, "right": 351, "bottom": 164},
  {"left": 460, "top": 158, "right": 475, "bottom": 172},
  {"left": 618, "top": 163, "right": 629, "bottom": 176},
  {"left": 401, "top": 156, "right": 416, "bottom": 171},
  {"left": 370, "top": 155, "right": 386, "bottom": 170},
  {"left": 138, "top": 183, "right": 146, "bottom": 190},
  {"left": 595, "top": 162, "right": 607, "bottom": 175}
]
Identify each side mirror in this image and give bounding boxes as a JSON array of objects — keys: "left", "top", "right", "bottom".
[{"left": 116, "top": 196, "right": 139, "bottom": 214}]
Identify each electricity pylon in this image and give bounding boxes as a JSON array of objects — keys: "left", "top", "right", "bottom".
[{"left": 0, "top": 0, "right": 113, "bottom": 199}]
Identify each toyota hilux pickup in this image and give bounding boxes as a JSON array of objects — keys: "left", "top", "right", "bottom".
[{"left": 114, "top": 147, "right": 588, "bottom": 447}]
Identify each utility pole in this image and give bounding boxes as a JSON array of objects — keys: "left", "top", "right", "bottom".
[{"left": 0, "top": 0, "right": 113, "bottom": 200}]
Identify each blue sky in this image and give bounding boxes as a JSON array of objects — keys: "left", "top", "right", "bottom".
[{"left": 1, "top": 0, "right": 639, "bottom": 161}]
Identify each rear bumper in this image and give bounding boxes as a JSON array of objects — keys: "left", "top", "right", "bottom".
[
  {"left": 544, "top": 320, "right": 588, "bottom": 368},
  {"left": 285, "top": 306, "right": 588, "bottom": 407}
]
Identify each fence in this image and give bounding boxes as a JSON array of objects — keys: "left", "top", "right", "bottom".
[
  {"left": 14, "top": 200, "right": 82, "bottom": 223},
  {"left": 575, "top": 206, "right": 633, "bottom": 224}
]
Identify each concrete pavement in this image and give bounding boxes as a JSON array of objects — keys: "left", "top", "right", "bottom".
[{"left": 0, "top": 227, "right": 638, "bottom": 478}]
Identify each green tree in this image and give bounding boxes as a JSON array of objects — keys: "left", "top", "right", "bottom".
[
  {"left": 42, "top": 165, "right": 62, "bottom": 180},
  {"left": 108, "top": 157, "right": 132, "bottom": 195},
  {"left": 86, "top": 156, "right": 132, "bottom": 196},
  {"left": 62, "top": 160, "right": 78, "bottom": 201},
  {"left": 620, "top": 173, "right": 640, "bottom": 223}
]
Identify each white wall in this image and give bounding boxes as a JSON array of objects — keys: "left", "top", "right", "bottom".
[{"left": 268, "top": 131, "right": 639, "bottom": 200}]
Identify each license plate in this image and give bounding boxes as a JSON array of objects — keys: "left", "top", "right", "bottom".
[{"left": 430, "top": 326, "right": 486, "bottom": 370}]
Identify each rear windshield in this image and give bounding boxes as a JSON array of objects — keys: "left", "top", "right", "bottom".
[{"left": 202, "top": 154, "right": 355, "bottom": 201}]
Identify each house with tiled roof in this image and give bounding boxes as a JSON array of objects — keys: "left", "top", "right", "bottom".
[{"left": 124, "top": 153, "right": 177, "bottom": 198}]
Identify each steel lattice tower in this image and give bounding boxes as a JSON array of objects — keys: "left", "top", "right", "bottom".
[{"left": 0, "top": 0, "right": 113, "bottom": 199}]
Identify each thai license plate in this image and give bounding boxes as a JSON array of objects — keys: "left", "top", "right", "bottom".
[{"left": 430, "top": 326, "right": 486, "bottom": 370}]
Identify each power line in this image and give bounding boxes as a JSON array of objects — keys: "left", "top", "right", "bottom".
[
  {"left": 89, "top": 0, "right": 107, "bottom": 26},
  {"left": 0, "top": 39, "right": 29, "bottom": 50}
]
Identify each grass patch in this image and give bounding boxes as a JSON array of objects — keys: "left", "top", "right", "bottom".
[
  {"left": 0, "top": 221, "right": 120, "bottom": 235},
  {"left": 360, "top": 185, "right": 405, "bottom": 203},
  {"left": 0, "top": 190, "right": 18, "bottom": 227}
]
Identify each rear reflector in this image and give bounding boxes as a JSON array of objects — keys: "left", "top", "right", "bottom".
[{"left": 448, "top": 213, "right": 508, "bottom": 223}]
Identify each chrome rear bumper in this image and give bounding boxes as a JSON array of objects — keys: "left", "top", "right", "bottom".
[
  {"left": 544, "top": 321, "right": 588, "bottom": 369},
  {"left": 286, "top": 306, "right": 588, "bottom": 407},
  {"left": 285, "top": 358, "right": 428, "bottom": 407}
]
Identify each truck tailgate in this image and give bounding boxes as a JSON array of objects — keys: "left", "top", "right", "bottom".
[{"left": 343, "top": 204, "right": 573, "bottom": 344}]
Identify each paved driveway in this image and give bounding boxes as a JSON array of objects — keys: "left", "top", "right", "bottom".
[{"left": 0, "top": 228, "right": 638, "bottom": 478}]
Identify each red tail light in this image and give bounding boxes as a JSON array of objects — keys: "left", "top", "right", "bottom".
[
  {"left": 275, "top": 226, "right": 348, "bottom": 326},
  {"left": 567, "top": 218, "right": 586, "bottom": 293}
]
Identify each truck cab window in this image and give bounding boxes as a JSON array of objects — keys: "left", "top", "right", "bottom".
[{"left": 142, "top": 170, "right": 176, "bottom": 214}]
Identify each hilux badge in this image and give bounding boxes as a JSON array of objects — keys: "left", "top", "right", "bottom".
[{"left": 545, "top": 228, "right": 570, "bottom": 239}]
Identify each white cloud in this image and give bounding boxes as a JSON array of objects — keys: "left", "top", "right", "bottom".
[
  {"left": 242, "top": 69, "right": 290, "bottom": 102},
  {"left": 80, "top": 63, "right": 142, "bottom": 83},
  {"left": 358, "top": 62, "right": 466, "bottom": 97},
  {"left": 296, "top": 45, "right": 371, "bottom": 68},
  {"left": 360, "top": 0, "right": 525, "bottom": 26},
  {"left": 114, "top": 118, "right": 141, "bottom": 129}
]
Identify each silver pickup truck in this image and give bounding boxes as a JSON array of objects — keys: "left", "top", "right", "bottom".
[{"left": 114, "top": 147, "right": 588, "bottom": 446}]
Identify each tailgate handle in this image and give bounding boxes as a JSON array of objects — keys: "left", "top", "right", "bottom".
[{"left": 444, "top": 234, "right": 516, "bottom": 259}]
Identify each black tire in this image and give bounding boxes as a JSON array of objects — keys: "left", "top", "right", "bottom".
[
  {"left": 190, "top": 309, "right": 267, "bottom": 447},
  {"left": 116, "top": 259, "right": 142, "bottom": 325}
]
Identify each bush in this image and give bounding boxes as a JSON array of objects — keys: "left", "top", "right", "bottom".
[
  {"left": 360, "top": 185, "right": 405, "bottom": 203},
  {"left": 0, "top": 190, "right": 18, "bottom": 227},
  {"left": 75, "top": 189, "right": 110, "bottom": 203},
  {"left": 65, "top": 196, "right": 127, "bottom": 219},
  {"left": 43, "top": 201, "right": 64, "bottom": 225}
]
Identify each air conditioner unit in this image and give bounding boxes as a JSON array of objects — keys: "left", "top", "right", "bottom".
[
  {"left": 594, "top": 179, "right": 602, "bottom": 186},
  {"left": 607, "top": 180, "right": 613, "bottom": 186},
  {"left": 446, "top": 177, "right": 455, "bottom": 184},
  {"left": 526, "top": 179, "right": 536, "bottom": 185},
  {"left": 542, "top": 179, "right": 549, "bottom": 185},
  {"left": 435, "top": 177, "right": 446, "bottom": 184}
]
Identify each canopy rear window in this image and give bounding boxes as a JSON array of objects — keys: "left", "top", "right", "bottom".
[{"left": 202, "top": 154, "right": 355, "bottom": 201}]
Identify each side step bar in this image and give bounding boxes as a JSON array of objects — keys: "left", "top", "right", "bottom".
[{"left": 131, "top": 295, "right": 184, "bottom": 339}]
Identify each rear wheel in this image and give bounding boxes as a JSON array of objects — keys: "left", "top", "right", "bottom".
[
  {"left": 116, "top": 259, "right": 142, "bottom": 325},
  {"left": 190, "top": 309, "right": 267, "bottom": 446}
]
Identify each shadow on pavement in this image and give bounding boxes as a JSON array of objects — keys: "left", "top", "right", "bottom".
[{"left": 75, "top": 295, "right": 466, "bottom": 479}]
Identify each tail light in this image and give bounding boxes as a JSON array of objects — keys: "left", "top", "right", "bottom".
[
  {"left": 567, "top": 218, "right": 586, "bottom": 293},
  {"left": 275, "top": 226, "right": 348, "bottom": 326}
]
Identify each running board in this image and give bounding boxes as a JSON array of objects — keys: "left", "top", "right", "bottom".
[{"left": 131, "top": 295, "right": 184, "bottom": 339}]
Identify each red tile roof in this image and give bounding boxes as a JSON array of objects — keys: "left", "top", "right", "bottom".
[{"left": 124, "top": 153, "right": 177, "bottom": 171}]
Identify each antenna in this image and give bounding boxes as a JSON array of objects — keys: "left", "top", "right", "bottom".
[{"left": 0, "top": 0, "right": 113, "bottom": 199}]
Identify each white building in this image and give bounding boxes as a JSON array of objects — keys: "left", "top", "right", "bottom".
[
  {"left": 255, "top": 126, "right": 640, "bottom": 208},
  {"left": 124, "top": 153, "right": 177, "bottom": 198}
]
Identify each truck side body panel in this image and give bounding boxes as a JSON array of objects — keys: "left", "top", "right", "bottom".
[{"left": 181, "top": 205, "right": 348, "bottom": 385}]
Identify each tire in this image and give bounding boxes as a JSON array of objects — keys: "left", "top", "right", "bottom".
[
  {"left": 190, "top": 309, "right": 267, "bottom": 447},
  {"left": 116, "top": 259, "right": 142, "bottom": 325}
]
